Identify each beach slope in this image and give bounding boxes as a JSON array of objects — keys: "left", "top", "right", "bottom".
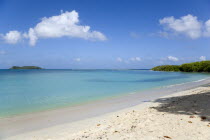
[{"left": 5, "top": 85, "right": 210, "bottom": 140}]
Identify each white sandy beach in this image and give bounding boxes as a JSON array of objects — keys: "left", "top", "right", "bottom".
[{"left": 4, "top": 84, "right": 210, "bottom": 140}]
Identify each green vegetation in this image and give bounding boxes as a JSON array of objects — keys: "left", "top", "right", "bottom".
[
  {"left": 180, "top": 61, "right": 210, "bottom": 72},
  {"left": 10, "top": 66, "right": 43, "bottom": 69},
  {"left": 151, "top": 61, "right": 210, "bottom": 72},
  {"left": 151, "top": 65, "right": 180, "bottom": 71}
]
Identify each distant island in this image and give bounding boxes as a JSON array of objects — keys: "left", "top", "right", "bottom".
[
  {"left": 10, "top": 66, "right": 43, "bottom": 69},
  {"left": 151, "top": 61, "right": 210, "bottom": 72}
]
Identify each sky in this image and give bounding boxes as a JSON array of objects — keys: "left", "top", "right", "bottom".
[{"left": 0, "top": 0, "right": 210, "bottom": 69}]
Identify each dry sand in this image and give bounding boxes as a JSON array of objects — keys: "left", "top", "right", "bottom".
[{"left": 4, "top": 85, "right": 210, "bottom": 140}]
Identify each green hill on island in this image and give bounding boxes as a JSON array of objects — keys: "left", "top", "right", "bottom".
[
  {"left": 10, "top": 66, "right": 43, "bottom": 69},
  {"left": 152, "top": 61, "right": 210, "bottom": 72}
]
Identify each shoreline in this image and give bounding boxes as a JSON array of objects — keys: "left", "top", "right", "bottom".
[
  {"left": 1, "top": 78, "right": 210, "bottom": 139},
  {"left": 1, "top": 77, "right": 210, "bottom": 119}
]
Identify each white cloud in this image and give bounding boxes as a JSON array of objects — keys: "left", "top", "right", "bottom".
[
  {"left": 130, "top": 57, "right": 141, "bottom": 61},
  {"left": 199, "top": 56, "right": 206, "bottom": 61},
  {"left": 159, "top": 14, "right": 202, "bottom": 39},
  {"left": 204, "top": 20, "right": 210, "bottom": 37},
  {"left": 116, "top": 57, "right": 142, "bottom": 63},
  {"left": 116, "top": 57, "right": 123, "bottom": 62},
  {"left": 167, "top": 56, "right": 179, "bottom": 62},
  {"left": 1, "top": 31, "right": 22, "bottom": 44},
  {"left": 26, "top": 10, "right": 106, "bottom": 46},
  {"left": 1, "top": 10, "right": 106, "bottom": 46},
  {"left": 135, "top": 57, "right": 141, "bottom": 61},
  {"left": 26, "top": 28, "right": 38, "bottom": 46},
  {"left": 159, "top": 14, "right": 210, "bottom": 39},
  {"left": 74, "top": 58, "right": 81, "bottom": 62}
]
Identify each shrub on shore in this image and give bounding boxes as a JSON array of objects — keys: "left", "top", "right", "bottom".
[
  {"left": 152, "top": 61, "right": 210, "bottom": 72},
  {"left": 151, "top": 65, "right": 180, "bottom": 71}
]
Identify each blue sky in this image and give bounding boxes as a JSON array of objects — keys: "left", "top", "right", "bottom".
[{"left": 0, "top": 0, "right": 210, "bottom": 69}]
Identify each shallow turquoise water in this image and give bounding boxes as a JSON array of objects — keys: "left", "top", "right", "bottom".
[{"left": 0, "top": 69, "right": 209, "bottom": 117}]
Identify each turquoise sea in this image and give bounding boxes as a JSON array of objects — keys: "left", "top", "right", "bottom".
[{"left": 0, "top": 69, "right": 210, "bottom": 118}]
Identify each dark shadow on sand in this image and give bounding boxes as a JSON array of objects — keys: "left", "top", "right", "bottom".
[{"left": 152, "top": 85, "right": 210, "bottom": 122}]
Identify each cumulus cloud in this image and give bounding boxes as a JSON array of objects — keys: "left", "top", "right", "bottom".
[
  {"left": 167, "top": 56, "right": 179, "bottom": 62},
  {"left": 204, "top": 20, "right": 210, "bottom": 37},
  {"left": 116, "top": 57, "right": 123, "bottom": 62},
  {"left": 130, "top": 57, "right": 141, "bottom": 61},
  {"left": 159, "top": 15, "right": 202, "bottom": 39},
  {"left": 26, "top": 10, "right": 106, "bottom": 46},
  {"left": 26, "top": 28, "right": 38, "bottom": 46},
  {"left": 159, "top": 14, "right": 210, "bottom": 39},
  {"left": 1, "top": 10, "right": 106, "bottom": 46},
  {"left": 1, "top": 31, "right": 22, "bottom": 44},
  {"left": 199, "top": 56, "right": 206, "bottom": 61}
]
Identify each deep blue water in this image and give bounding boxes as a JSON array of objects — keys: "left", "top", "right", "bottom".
[{"left": 0, "top": 69, "right": 209, "bottom": 117}]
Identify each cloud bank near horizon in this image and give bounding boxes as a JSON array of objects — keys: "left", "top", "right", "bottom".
[{"left": 0, "top": 10, "right": 107, "bottom": 46}]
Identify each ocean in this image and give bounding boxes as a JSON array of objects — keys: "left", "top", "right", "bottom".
[{"left": 0, "top": 69, "right": 209, "bottom": 117}]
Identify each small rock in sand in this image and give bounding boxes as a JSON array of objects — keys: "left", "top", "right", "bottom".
[
  {"left": 201, "top": 116, "right": 207, "bottom": 121},
  {"left": 164, "top": 136, "right": 172, "bottom": 139}
]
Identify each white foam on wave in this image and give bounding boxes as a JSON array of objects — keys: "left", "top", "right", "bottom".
[{"left": 161, "top": 77, "right": 210, "bottom": 88}]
